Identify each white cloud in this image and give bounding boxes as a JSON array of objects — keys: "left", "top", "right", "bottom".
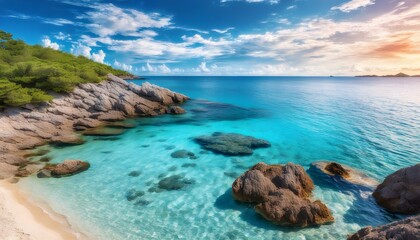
[
  {"left": 114, "top": 60, "right": 133, "bottom": 71},
  {"left": 91, "top": 50, "right": 106, "bottom": 63},
  {"left": 331, "top": 0, "right": 375, "bottom": 13},
  {"left": 70, "top": 43, "right": 106, "bottom": 63},
  {"left": 212, "top": 27, "right": 234, "bottom": 34},
  {"left": 197, "top": 62, "right": 210, "bottom": 72},
  {"left": 143, "top": 62, "right": 171, "bottom": 74},
  {"left": 41, "top": 37, "right": 60, "bottom": 50},
  {"left": 286, "top": 5, "right": 297, "bottom": 10},
  {"left": 54, "top": 32, "right": 71, "bottom": 40},
  {"left": 81, "top": 3, "right": 172, "bottom": 37}
]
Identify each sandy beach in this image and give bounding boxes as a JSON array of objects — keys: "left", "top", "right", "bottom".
[{"left": 0, "top": 181, "right": 79, "bottom": 240}]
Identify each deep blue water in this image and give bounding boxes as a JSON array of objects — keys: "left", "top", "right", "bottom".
[{"left": 21, "top": 77, "right": 420, "bottom": 240}]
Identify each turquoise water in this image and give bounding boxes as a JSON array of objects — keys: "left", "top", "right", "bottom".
[{"left": 20, "top": 77, "right": 420, "bottom": 240}]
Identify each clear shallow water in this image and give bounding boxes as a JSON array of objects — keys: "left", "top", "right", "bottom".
[{"left": 20, "top": 77, "right": 420, "bottom": 240}]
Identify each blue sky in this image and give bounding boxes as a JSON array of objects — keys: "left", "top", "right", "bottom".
[{"left": 1, "top": 0, "right": 419, "bottom": 75}]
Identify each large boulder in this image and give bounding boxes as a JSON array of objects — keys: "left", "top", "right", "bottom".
[
  {"left": 232, "top": 162, "right": 333, "bottom": 227},
  {"left": 194, "top": 132, "right": 271, "bottom": 156},
  {"left": 39, "top": 160, "right": 90, "bottom": 178},
  {"left": 348, "top": 215, "right": 420, "bottom": 240},
  {"left": 373, "top": 164, "right": 420, "bottom": 214}
]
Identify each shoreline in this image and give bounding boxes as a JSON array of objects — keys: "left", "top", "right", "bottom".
[{"left": 0, "top": 180, "right": 82, "bottom": 240}]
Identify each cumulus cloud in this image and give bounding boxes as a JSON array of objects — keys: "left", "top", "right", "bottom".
[
  {"left": 197, "top": 62, "right": 210, "bottom": 72},
  {"left": 143, "top": 62, "right": 171, "bottom": 74},
  {"left": 70, "top": 43, "right": 106, "bottom": 63},
  {"left": 91, "top": 50, "right": 106, "bottom": 63},
  {"left": 114, "top": 60, "right": 133, "bottom": 71},
  {"left": 331, "top": 0, "right": 375, "bottom": 13},
  {"left": 80, "top": 3, "right": 172, "bottom": 37},
  {"left": 41, "top": 37, "right": 60, "bottom": 50}
]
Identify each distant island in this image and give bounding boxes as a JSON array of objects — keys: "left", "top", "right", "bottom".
[{"left": 356, "top": 72, "right": 420, "bottom": 77}]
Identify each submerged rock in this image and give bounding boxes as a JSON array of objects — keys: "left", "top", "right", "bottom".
[
  {"left": 170, "top": 150, "right": 196, "bottom": 159},
  {"left": 83, "top": 127, "right": 126, "bottom": 136},
  {"left": 348, "top": 215, "right": 420, "bottom": 240},
  {"left": 126, "top": 189, "right": 145, "bottom": 201},
  {"left": 373, "top": 164, "right": 420, "bottom": 214},
  {"left": 158, "top": 175, "right": 195, "bottom": 191},
  {"left": 194, "top": 132, "right": 270, "bottom": 156},
  {"left": 232, "top": 162, "right": 334, "bottom": 227},
  {"left": 39, "top": 160, "right": 90, "bottom": 178},
  {"left": 128, "top": 171, "right": 141, "bottom": 177},
  {"left": 169, "top": 106, "right": 186, "bottom": 115},
  {"left": 182, "top": 163, "right": 197, "bottom": 168},
  {"left": 310, "top": 161, "right": 378, "bottom": 187}
]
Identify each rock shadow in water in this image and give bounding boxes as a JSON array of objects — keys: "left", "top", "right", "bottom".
[{"left": 307, "top": 165, "right": 400, "bottom": 226}]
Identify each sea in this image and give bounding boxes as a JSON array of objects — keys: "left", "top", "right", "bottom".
[{"left": 20, "top": 76, "right": 420, "bottom": 240}]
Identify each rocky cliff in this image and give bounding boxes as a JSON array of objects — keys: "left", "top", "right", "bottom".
[{"left": 0, "top": 74, "right": 188, "bottom": 179}]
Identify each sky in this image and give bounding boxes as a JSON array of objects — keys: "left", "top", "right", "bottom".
[{"left": 0, "top": 0, "right": 419, "bottom": 76}]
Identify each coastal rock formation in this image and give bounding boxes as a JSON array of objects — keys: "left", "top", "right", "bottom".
[
  {"left": 348, "top": 215, "right": 420, "bottom": 240},
  {"left": 310, "top": 161, "right": 378, "bottom": 187},
  {"left": 39, "top": 160, "right": 90, "bottom": 178},
  {"left": 0, "top": 74, "right": 188, "bottom": 179},
  {"left": 194, "top": 132, "right": 271, "bottom": 156},
  {"left": 232, "top": 162, "right": 334, "bottom": 227},
  {"left": 373, "top": 164, "right": 420, "bottom": 214}
]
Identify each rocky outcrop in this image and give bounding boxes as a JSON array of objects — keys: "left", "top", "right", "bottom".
[
  {"left": 0, "top": 74, "right": 188, "bottom": 179},
  {"left": 38, "top": 160, "right": 90, "bottom": 178},
  {"left": 232, "top": 162, "right": 334, "bottom": 227},
  {"left": 348, "top": 215, "right": 420, "bottom": 240},
  {"left": 373, "top": 164, "right": 420, "bottom": 214},
  {"left": 194, "top": 132, "right": 271, "bottom": 156},
  {"left": 310, "top": 161, "right": 378, "bottom": 187}
]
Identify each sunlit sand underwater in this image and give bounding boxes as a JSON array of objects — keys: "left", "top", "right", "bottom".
[{"left": 20, "top": 76, "right": 420, "bottom": 239}]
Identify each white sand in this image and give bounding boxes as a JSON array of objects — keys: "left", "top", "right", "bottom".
[{"left": 0, "top": 181, "right": 79, "bottom": 240}]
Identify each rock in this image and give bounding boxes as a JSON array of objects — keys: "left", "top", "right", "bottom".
[
  {"left": 348, "top": 215, "right": 420, "bottom": 240},
  {"left": 0, "top": 163, "right": 18, "bottom": 179},
  {"left": 325, "top": 162, "right": 350, "bottom": 178},
  {"left": 194, "top": 132, "right": 270, "bottom": 156},
  {"left": 73, "top": 118, "right": 102, "bottom": 129},
  {"left": 0, "top": 154, "right": 27, "bottom": 166},
  {"left": 170, "top": 150, "right": 196, "bottom": 159},
  {"left": 37, "top": 169, "right": 52, "bottom": 178},
  {"left": 96, "top": 111, "right": 126, "bottom": 121},
  {"left": 50, "top": 135, "right": 85, "bottom": 146},
  {"left": 255, "top": 190, "right": 334, "bottom": 227},
  {"left": 128, "top": 171, "right": 141, "bottom": 177},
  {"left": 15, "top": 164, "right": 43, "bottom": 177},
  {"left": 158, "top": 175, "right": 195, "bottom": 191},
  {"left": 126, "top": 189, "right": 145, "bottom": 201},
  {"left": 41, "top": 160, "right": 90, "bottom": 178},
  {"left": 169, "top": 106, "right": 186, "bottom": 115},
  {"left": 310, "top": 161, "right": 378, "bottom": 187},
  {"left": 232, "top": 162, "right": 333, "bottom": 227},
  {"left": 0, "top": 74, "right": 189, "bottom": 178},
  {"left": 106, "top": 121, "right": 136, "bottom": 129},
  {"left": 182, "top": 163, "right": 197, "bottom": 168},
  {"left": 83, "top": 127, "right": 126, "bottom": 136},
  {"left": 373, "top": 164, "right": 420, "bottom": 214}
]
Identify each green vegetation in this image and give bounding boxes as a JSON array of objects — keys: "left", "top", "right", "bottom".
[{"left": 0, "top": 30, "right": 129, "bottom": 108}]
